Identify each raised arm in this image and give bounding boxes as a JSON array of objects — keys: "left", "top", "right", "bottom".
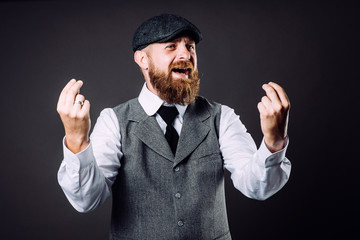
[
  {"left": 221, "top": 82, "right": 291, "bottom": 200},
  {"left": 56, "top": 79, "right": 118, "bottom": 212}
]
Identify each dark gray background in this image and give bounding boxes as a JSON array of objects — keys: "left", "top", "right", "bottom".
[{"left": 0, "top": 0, "right": 358, "bottom": 239}]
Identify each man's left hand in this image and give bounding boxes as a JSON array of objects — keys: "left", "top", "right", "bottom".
[{"left": 257, "top": 82, "right": 290, "bottom": 153}]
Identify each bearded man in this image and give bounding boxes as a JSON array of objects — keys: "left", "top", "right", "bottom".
[{"left": 57, "top": 14, "right": 291, "bottom": 240}]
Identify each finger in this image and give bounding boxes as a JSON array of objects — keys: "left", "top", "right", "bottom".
[
  {"left": 262, "top": 83, "right": 282, "bottom": 105},
  {"left": 71, "top": 94, "right": 85, "bottom": 114},
  {"left": 75, "top": 94, "right": 85, "bottom": 103},
  {"left": 79, "top": 100, "right": 90, "bottom": 118},
  {"left": 257, "top": 102, "right": 270, "bottom": 119},
  {"left": 65, "top": 80, "right": 83, "bottom": 108},
  {"left": 57, "top": 79, "right": 76, "bottom": 109},
  {"left": 257, "top": 102, "right": 265, "bottom": 114},
  {"left": 261, "top": 96, "right": 272, "bottom": 110},
  {"left": 73, "top": 94, "right": 85, "bottom": 112},
  {"left": 262, "top": 83, "right": 284, "bottom": 112},
  {"left": 268, "top": 82, "right": 290, "bottom": 108}
]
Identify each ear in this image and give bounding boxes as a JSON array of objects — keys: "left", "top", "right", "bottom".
[{"left": 134, "top": 50, "right": 149, "bottom": 70}]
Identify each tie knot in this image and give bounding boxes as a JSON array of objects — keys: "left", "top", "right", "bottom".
[{"left": 157, "top": 106, "right": 179, "bottom": 125}]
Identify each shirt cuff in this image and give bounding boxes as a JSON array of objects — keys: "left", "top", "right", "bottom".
[
  {"left": 62, "top": 137, "right": 94, "bottom": 171},
  {"left": 256, "top": 137, "right": 289, "bottom": 167}
]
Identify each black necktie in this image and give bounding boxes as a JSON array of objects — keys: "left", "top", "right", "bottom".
[{"left": 157, "top": 106, "right": 179, "bottom": 154}]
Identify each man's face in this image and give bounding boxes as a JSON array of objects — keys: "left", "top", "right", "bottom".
[{"left": 145, "top": 36, "right": 200, "bottom": 105}]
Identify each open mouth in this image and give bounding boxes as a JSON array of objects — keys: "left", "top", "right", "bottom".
[{"left": 172, "top": 68, "right": 191, "bottom": 76}]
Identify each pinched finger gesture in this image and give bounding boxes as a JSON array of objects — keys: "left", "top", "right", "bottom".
[
  {"left": 57, "top": 79, "right": 91, "bottom": 153},
  {"left": 257, "top": 82, "right": 290, "bottom": 152}
]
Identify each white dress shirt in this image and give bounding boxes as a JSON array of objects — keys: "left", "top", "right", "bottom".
[{"left": 58, "top": 83, "right": 291, "bottom": 212}]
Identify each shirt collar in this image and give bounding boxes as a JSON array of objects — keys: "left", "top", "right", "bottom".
[{"left": 138, "top": 83, "right": 187, "bottom": 118}]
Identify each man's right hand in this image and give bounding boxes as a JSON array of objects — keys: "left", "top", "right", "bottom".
[{"left": 57, "top": 79, "right": 91, "bottom": 154}]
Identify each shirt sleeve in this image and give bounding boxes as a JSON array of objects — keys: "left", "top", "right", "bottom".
[
  {"left": 219, "top": 105, "right": 291, "bottom": 200},
  {"left": 57, "top": 108, "right": 122, "bottom": 212}
]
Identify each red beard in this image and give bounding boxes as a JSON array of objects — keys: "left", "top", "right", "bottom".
[{"left": 149, "top": 60, "right": 200, "bottom": 105}]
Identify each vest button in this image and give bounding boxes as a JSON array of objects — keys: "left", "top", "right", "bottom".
[
  {"left": 177, "top": 220, "right": 184, "bottom": 227},
  {"left": 174, "top": 166, "right": 180, "bottom": 172},
  {"left": 175, "top": 192, "right": 181, "bottom": 199}
]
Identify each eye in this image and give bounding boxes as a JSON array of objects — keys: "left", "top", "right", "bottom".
[
  {"left": 186, "top": 44, "right": 195, "bottom": 51},
  {"left": 166, "top": 44, "right": 176, "bottom": 50}
]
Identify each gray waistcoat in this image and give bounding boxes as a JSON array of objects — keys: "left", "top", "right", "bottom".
[{"left": 111, "top": 96, "right": 231, "bottom": 240}]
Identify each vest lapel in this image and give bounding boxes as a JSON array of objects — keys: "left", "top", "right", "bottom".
[
  {"left": 127, "top": 98, "right": 211, "bottom": 164},
  {"left": 129, "top": 99, "right": 175, "bottom": 162},
  {"left": 174, "top": 99, "right": 211, "bottom": 166}
]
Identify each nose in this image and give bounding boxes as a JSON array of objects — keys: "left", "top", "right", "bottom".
[{"left": 177, "top": 43, "right": 191, "bottom": 61}]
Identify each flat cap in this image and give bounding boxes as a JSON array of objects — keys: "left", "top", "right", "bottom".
[{"left": 132, "top": 13, "right": 202, "bottom": 52}]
